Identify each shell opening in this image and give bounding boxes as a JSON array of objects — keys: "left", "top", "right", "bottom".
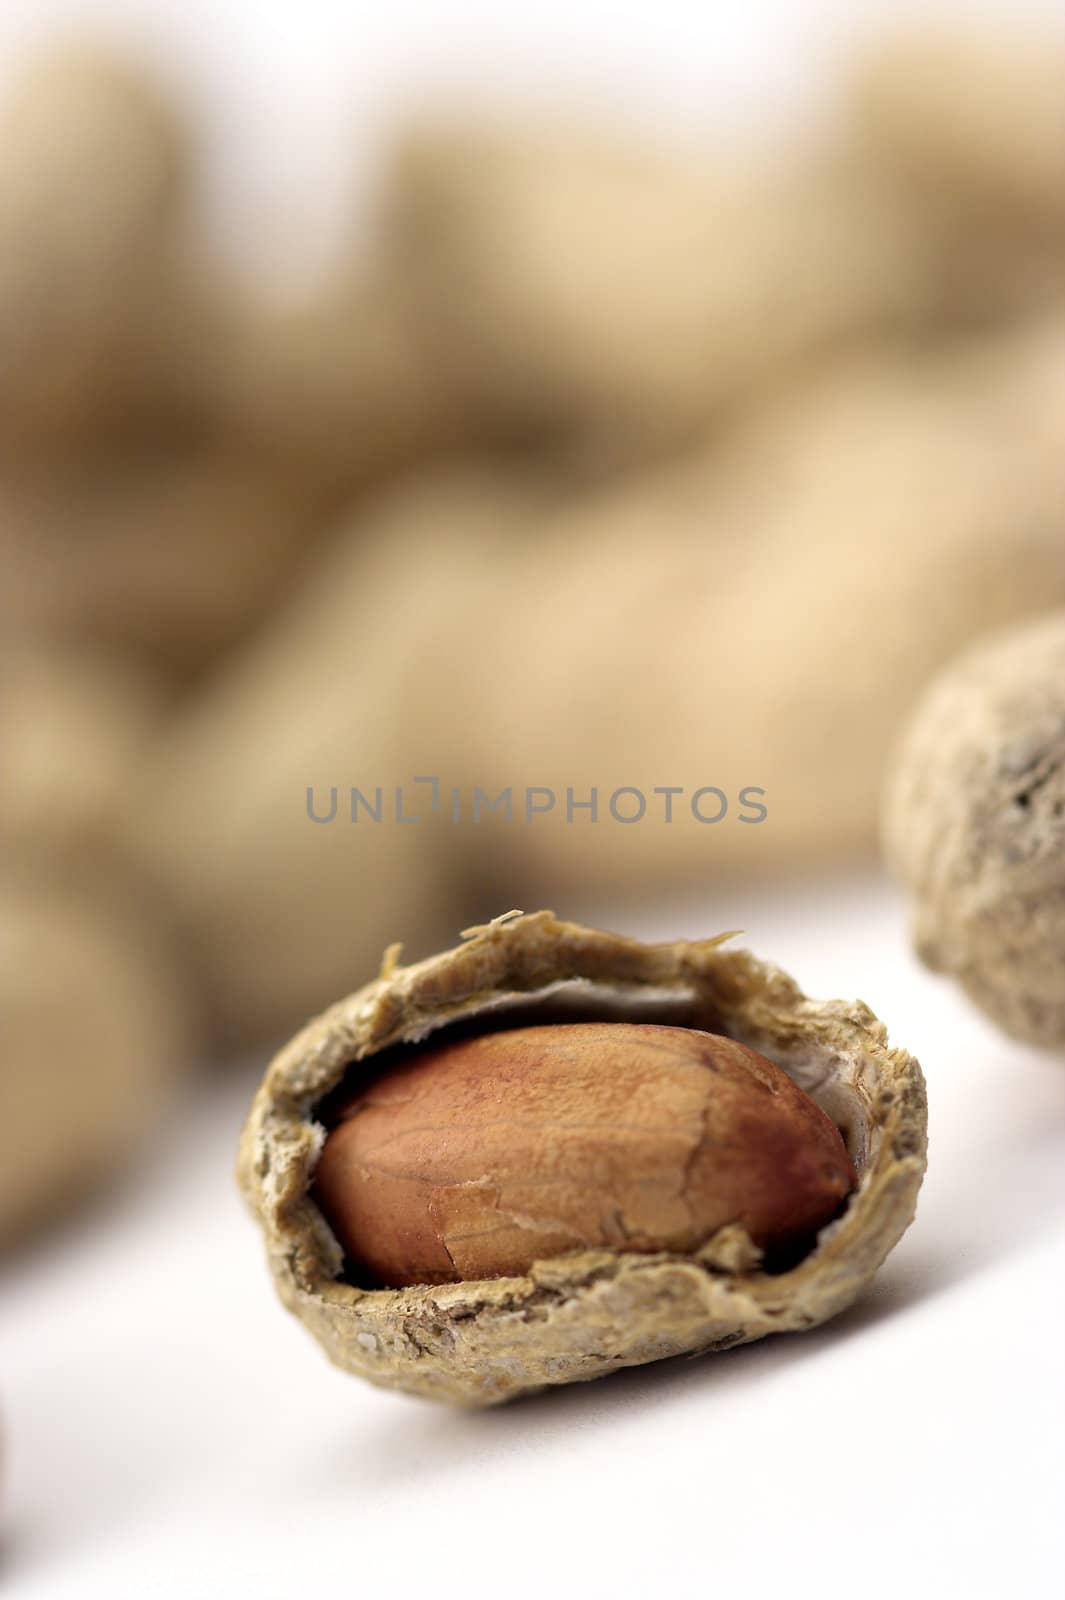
[{"left": 310, "top": 975, "right": 874, "bottom": 1290}]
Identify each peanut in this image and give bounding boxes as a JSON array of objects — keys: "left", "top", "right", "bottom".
[{"left": 313, "top": 1021, "right": 857, "bottom": 1288}]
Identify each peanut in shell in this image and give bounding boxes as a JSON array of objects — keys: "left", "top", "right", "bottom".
[{"left": 238, "top": 911, "right": 926, "bottom": 1406}]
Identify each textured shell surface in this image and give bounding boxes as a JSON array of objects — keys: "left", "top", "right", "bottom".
[
  {"left": 237, "top": 911, "right": 927, "bottom": 1406},
  {"left": 883, "top": 609, "right": 1065, "bottom": 1047}
]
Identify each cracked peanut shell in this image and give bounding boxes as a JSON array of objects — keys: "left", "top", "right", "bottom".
[{"left": 238, "top": 911, "right": 926, "bottom": 1406}]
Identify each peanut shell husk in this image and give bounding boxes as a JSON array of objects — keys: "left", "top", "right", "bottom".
[
  {"left": 238, "top": 911, "right": 927, "bottom": 1406},
  {"left": 882, "top": 609, "right": 1065, "bottom": 1048}
]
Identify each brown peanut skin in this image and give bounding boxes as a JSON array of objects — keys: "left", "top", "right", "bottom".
[{"left": 312, "top": 1023, "right": 857, "bottom": 1288}]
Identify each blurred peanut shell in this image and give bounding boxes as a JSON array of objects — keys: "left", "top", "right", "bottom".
[
  {"left": 883, "top": 611, "right": 1065, "bottom": 1049},
  {"left": 125, "top": 466, "right": 551, "bottom": 1047},
  {"left": 0, "top": 874, "right": 192, "bottom": 1251},
  {"left": 849, "top": 29, "right": 1065, "bottom": 320},
  {"left": 213, "top": 269, "right": 496, "bottom": 501},
  {"left": 852, "top": 27, "right": 1065, "bottom": 232},
  {"left": 0, "top": 46, "right": 190, "bottom": 445},
  {"left": 0, "top": 640, "right": 162, "bottom": 866},
  {"left": 406, "top": 320, "right": 1065, "bottom": 901},
  {"left": 0, "top": 442, "right": 325, "bottom": 676},
  {"left": 237, "top": 910, "right": 927, "bottom": 1406},
  {"left": 389, "top": 124, "right": 926, "bottom": 449}
]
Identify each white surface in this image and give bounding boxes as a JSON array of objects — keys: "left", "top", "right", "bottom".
[{"left": 3, "top": 870, "right": 1064, "bottom": 1599}]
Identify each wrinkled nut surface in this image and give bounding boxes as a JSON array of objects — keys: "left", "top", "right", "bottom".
[
  {"left": 313, "top": 1023, "right": 857, "bottom": 1288},
  {"left": 238, "top": 911, "right": 926, "bottom": 1406}
]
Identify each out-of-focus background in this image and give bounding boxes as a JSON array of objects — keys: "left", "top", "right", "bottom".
[{"left": 1, "top": 4, "right": 1063, "bottom": 1596}]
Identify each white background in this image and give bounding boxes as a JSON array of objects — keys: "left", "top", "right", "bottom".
[
  {"left": 2, "top": 4, "right": 1064, "bottom": 1596},
  {"left": 3, "top": 870, "right": 1064, "bottom": 1599}
]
